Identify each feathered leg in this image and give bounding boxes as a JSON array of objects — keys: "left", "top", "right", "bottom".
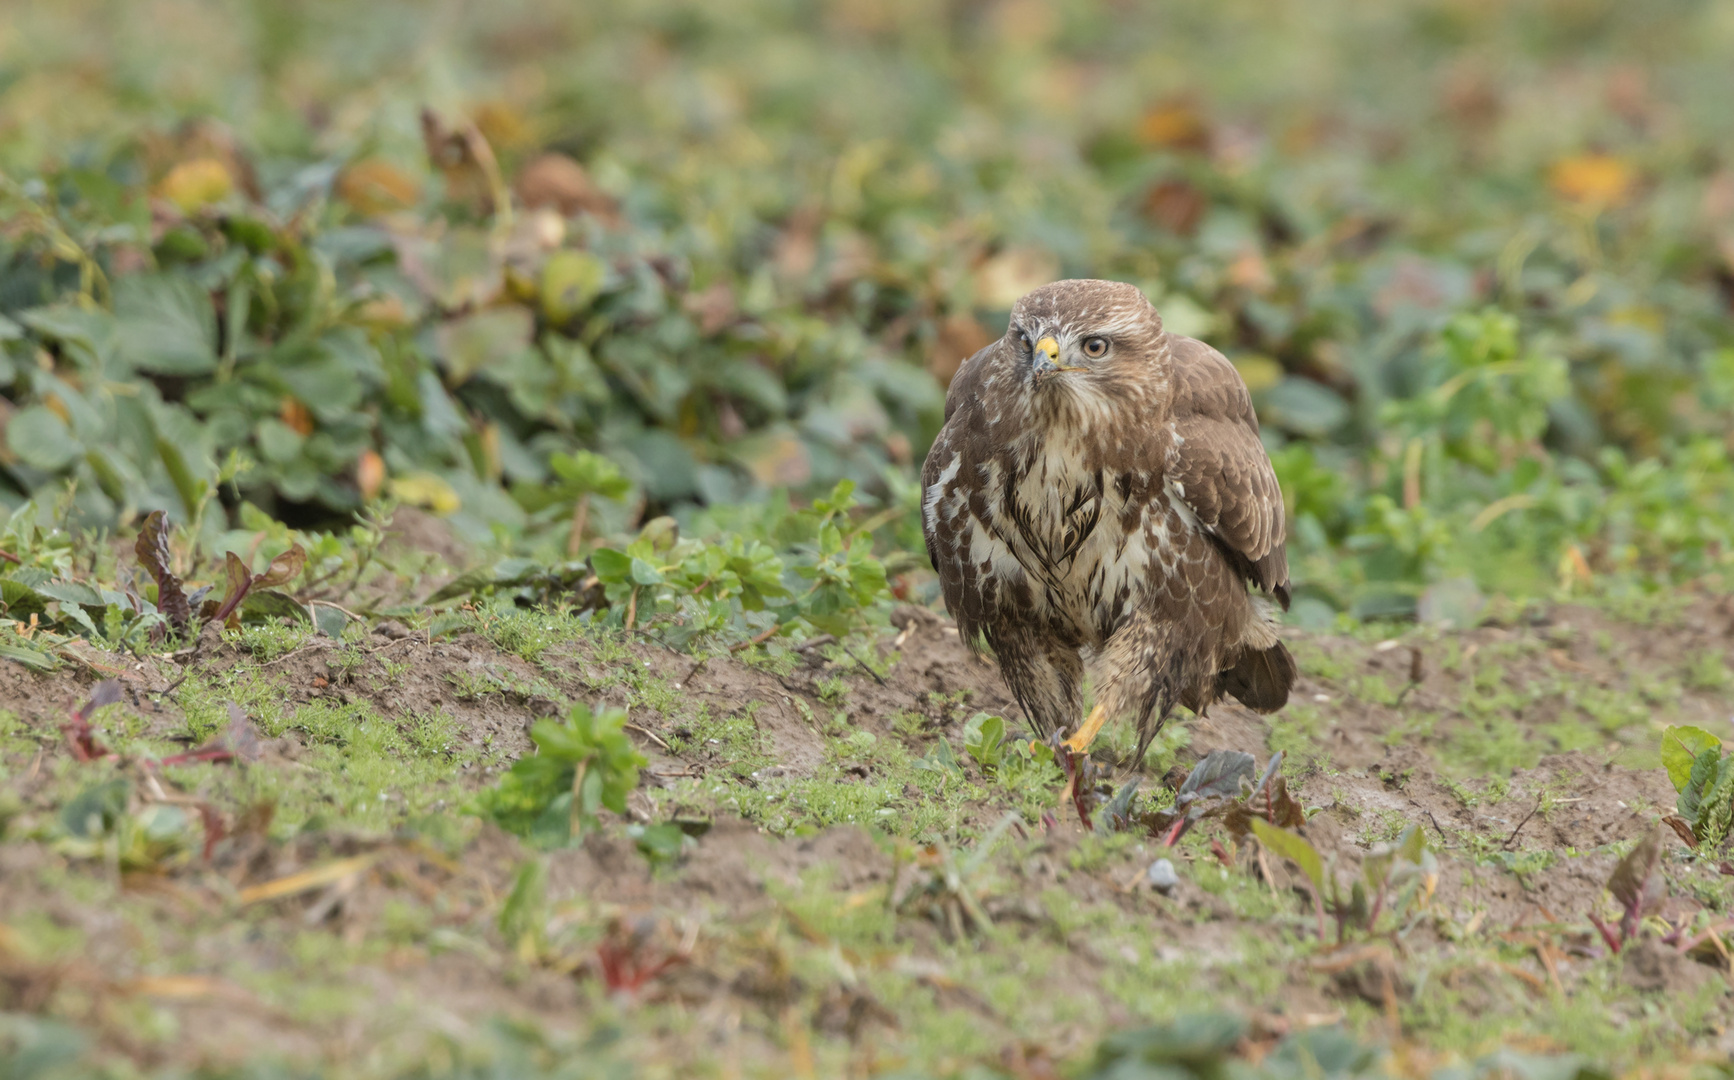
[
  {"left": 987, "top": 626, "right": 1083, "bottom": 740},
  {"left": 1069, "top": 607, "right": 1222, "bottom": 766}
]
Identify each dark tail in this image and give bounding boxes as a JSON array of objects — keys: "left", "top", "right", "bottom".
[{"left": 1220, "top": 641, "right": 1296, "bottom": 714}]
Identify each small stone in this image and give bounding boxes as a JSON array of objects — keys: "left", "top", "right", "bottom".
[{"left": 1147, "top": 858, "right": 1179, "bottom": 894}]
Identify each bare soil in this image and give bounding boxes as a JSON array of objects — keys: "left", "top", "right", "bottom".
[{"left": 4, "top": 584, "right": 1734, "bottom": 1077}]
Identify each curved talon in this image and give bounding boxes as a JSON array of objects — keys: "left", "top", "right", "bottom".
[{"left": 1062, "top": 703, "right": 1110, "bottom": 753}]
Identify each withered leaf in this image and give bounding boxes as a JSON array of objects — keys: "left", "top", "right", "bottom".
[
  {"left": 1266, "top": 774, "right": 1306, "bottom": 828},
  {"left": 73, "top": 679, "right": 123, "bottom": 723},
  {"left": 1662, "top": 815, "right": 1698, "bottom": 848},
  {"left": 134, "top": 510, "right": 192, "bottom": 631},
  {"left": 223, "top": 702, "right": 265, "bottom": 763},
  {"left": 1608, "top": 827, "right": 1665, "bottom": 940},
  {"left": 253, "top": 543, "right": 306, "bottom": 590},
  {"left": 210, "top": 551, "right": 256, "bottom": 627}
]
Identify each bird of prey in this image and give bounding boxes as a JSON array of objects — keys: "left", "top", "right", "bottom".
[{"left": 921, "top": 279, "right": 1294, "bottom": 772}]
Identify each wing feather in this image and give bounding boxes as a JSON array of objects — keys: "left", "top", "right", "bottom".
[{"left": 1164, "top": 335, "right": 1290, "bottom": 607}]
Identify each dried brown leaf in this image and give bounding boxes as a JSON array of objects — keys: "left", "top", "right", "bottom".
[
  {"left": 210, "top": 551, "right": 255, "bottom": 627},
  {"left": 1663, "top": 815, "right": 1698, "bottom": 848},
  {"left": 253, "top": 543, "right": 306, "bottom": 590}
]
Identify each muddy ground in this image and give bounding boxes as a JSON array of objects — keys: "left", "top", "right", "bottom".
[{"left": 4, "top": 558, "right": 1734, "bottom": 1077}]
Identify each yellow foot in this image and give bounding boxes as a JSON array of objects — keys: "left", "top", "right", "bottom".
[{"left": 1062, "top": 704, "right": 1109, "bottom": 754}]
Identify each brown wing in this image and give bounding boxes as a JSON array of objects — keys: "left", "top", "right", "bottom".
[
  {"left": 921, "top": 337, "right": 1005, "bottom": 646},
  {"left": 1163, "top": 335, "right": 1290, "bottom": 607}
]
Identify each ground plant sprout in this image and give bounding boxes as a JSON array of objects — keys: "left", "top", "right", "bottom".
[{"left": 2, "top": 1, "right": 1734, "bottom": 1077}]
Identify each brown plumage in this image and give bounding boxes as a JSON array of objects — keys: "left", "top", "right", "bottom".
[{"left": 920, "top": 279, "right": 1295, "bottom": 765}]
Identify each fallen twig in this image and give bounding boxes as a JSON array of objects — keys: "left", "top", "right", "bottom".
[
  {"left": 1501, "top": 798, "right": 1542, "bottom": 850},
  {"left": 624, "top": 722, "right": 671, "bottom": 752}
]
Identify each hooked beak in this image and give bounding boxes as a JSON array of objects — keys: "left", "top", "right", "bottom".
[{"left": 1031, "top": 335, "right": 1081, "bottom": 379}]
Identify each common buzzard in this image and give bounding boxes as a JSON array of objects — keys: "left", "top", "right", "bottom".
[{"left": 921, "top": 279, "right": 1295, "bottom": 769}]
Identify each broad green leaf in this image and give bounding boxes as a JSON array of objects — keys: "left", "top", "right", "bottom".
[
  {"left": 34, "top": 581, "right": 105, "bottom": 608},
  {"left": 549, "top": 450, "right": 630, "bottom": 499},
  {"left": 437, "top": 308, "right": 533, "bottom": 385},
  {"left": 961, "top": 712, "right": 1005, "bottom": 769},
  {"left": 0, "top": 578, "right": 48, "bottom": 620},
  {"left": 239, "top": 590, "right": 311, "bottom": 626},
  {"left": 1660, "top": 726, "right": 1721, "bottom": 793},
  {"left": 590, "top": 548, "right": 633, "bottom": 583},
  {"left": 913, "top": 737, "right": 964, "bottom": 775},
  {"left": 60, "top": 778, "right": 130, "bottom": 838},
  {"left": 311, "top": 604, "right": 349, "bottom": 639},
  {"left": 1250, "top": 818, "right": 1325, "bottom": 894},
  {"left": 0, "top": 642, "right": 58, "bottom": 671},
  {"left": 7, "top": 406, "right": 81, "bottom": 471},
  {"left": 113, "top": 273, "right": 217, "bottom": 375},
  {"left": 541, "top": 250, "right": 608, "bottom": 324}
]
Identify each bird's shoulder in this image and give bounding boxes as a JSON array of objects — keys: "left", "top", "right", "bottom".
[
  {"left": 1166, "top": 334, "right": 1258, "bottom": 428},
  {"left": 941, "top": 335, "right": 1010, "bottom": 425}
]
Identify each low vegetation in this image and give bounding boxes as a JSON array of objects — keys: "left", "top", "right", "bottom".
[{"left": 5, "top": 0, "right": 1734, "bottom": 1076}]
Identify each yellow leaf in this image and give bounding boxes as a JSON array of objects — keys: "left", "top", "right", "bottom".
[
  {"left": 125, "top": 974, "right": 228, "bottom": 999},
  {"left": 156, "top": 158, "right": 235, "bottom": 213},
  {"left": 1137, "top": 99, "right": 1210, "bottom": 151},
  {"left": 237, "top": 854, "right": 378, "bottom": 905},
  {"left": 280, "top": 397, "right": 314, "bottom": 436},
  {"left": 973, "top": 248, "right": 1057, "bottom": 310},
  {"left": 1231, "top": 355, "right": 1283, "bottom": 393},
  {"left": 389, "top": 473, "right": 461, "bottom": 515},
  {"left": 1549, "top": 154, "right": 1633, "bottom": 207},
  {"left": 337, "top": 158, "right": 422, "bottom": 215}
]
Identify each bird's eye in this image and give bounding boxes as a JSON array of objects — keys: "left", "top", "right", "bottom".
[
  {"left": 1016, "top": 330, "right": 1032, "bottom": 351},
  {"left": 1082, "top": 336, "right": 1109, "bottom": 359}
]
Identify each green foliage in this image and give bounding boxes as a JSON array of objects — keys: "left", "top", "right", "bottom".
[
  {"left": 472, "top": 703, "right": 645, "bottom": 848},
  {"left": 960, "top": 712, "right": 1007, "bottom": 771},
  {"left": 1660, "top": 725, "right": 1734, "bottom": 848},
  {"left": 587, "top": 480, "right": 889, "bottom": 645},
  {"left": 55, "top": 777, "right": 193, "bottom": 872},
  {"left": 3, "top": 0, "right": 1734, "bottom": 615}
]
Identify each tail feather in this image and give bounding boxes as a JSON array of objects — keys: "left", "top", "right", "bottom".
[{"left": 1220, "top": 641, "right": 1296, "bottom": 714}]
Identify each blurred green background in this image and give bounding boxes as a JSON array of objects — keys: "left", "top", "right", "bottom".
[{"left": 3, "top": 0, "right": 1734, "bottom": 622}]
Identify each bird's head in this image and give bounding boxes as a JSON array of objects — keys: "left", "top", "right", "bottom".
[{"left": 1003, "top": 279, "right": 1167, "bottom": 389}]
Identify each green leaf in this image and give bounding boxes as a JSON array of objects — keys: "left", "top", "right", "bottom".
[
  {"left": 437, "top": 308, "right": 534, "bottom": 385},
  {"left": 60, "top": 778, "right": 130, "bottom": 839},
  {"left": 913, "top": 737, "right": 964, "bottom": 776},
  {"left": 238, "top": 590, "right": 311, "bottom": 626},
  {"left": 1680, "top": 746, "right": 1724, "bottom": 826},
  {"left": 0, "top": 578, "right": 48, "bottom": 621},
  {"left": 541, "top": 250, "right": 608, "bottom": 324},
  {"left": 961, "top": 712, "right": 1006, "bottom": 770},
  {"left": 471, "top": 702, "right": 645, "bottom": 847},
  {"left": 7, "top": 406, "right": 81, "bottom": 471},
  {"left": 629, "top": 557, "right": 664, "bottom": 586},
  {"left": 1660, "top": 726, "right": 1721, "bottom": 793},
  {"left": 255, "top": 418, "right": 306, "bottom": 464},
  {"left": 1250, "top": 818, "right": 1325, "bottom": 894},
  {"left": 630, "top": 822, "right": 689, "bottom": 867},
  {"left": 311, "top": 604, "right": 349, "bottom": 639},
  {"left": 590, "top": 548, "right": 633, "bottom": 583},
  {"left": 549, "top": 450, "right": 631, "bottom": 499},
  {"left": 34, "top": 581, "right": 106, "bottom": 608},
  {"left": 0, "top": 641, "right": 59, "bottom": 671},
  {"left": 113, "top": 273, "right": 217, "bottom": 375}
]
